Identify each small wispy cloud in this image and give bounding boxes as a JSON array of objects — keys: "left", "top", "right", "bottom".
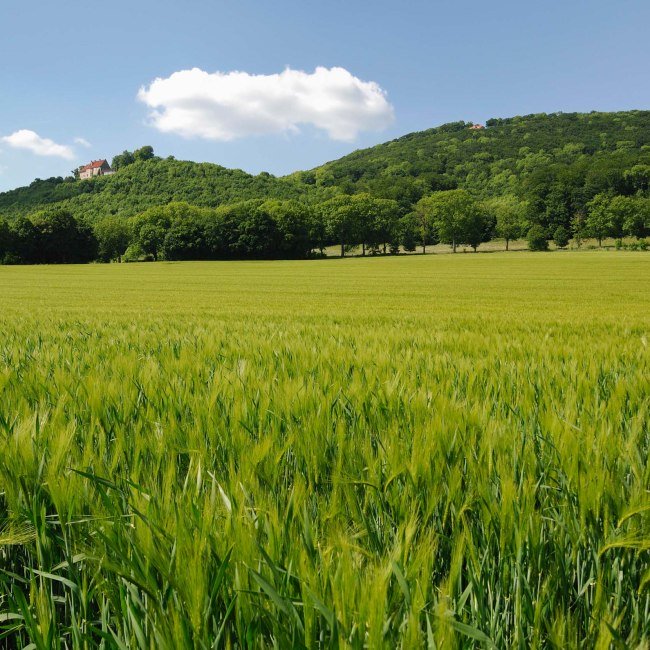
[
  {"left": 138, "top": 66, "right": 395, "bottom": 142},
  {"left": 74, "top": 137, "right": 92, "bottom": 148},
  {"left": 0, "top": 129, "right": 75, "bottom": 160}
]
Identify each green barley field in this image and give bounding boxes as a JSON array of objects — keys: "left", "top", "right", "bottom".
[{"left": 0, "top": 252, "right": 648, "bottom": 649}]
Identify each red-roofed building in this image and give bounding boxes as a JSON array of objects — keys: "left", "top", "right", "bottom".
[
  {"left": 469, "top": 124, "right": 485, "bottom": 130},
  {"left": 79, "top": 159, "right": 113, "bottom": 179}
]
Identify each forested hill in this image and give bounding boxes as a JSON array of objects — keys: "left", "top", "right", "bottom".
[
  {"left": 295, "top": 110, "right": 650, "bottom": 214},
  {"left": 0, "top": 158, "right": 309, "bottom": 222},
  {"left": 1, "top": 110, "right": 650, "bottom": 228}
]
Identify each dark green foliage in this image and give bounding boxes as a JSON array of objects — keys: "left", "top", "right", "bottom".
[
  {"left": 553, "top": 225, "right": 571, "bottom": 249},
  {"left": 213, "top": 202, "right": 256, "bottom": 257},
  {"left": 8, "top": 216, "right": 39, "bottom": 262},
  {"left": 3, "top": 111, "right": 650, "bottom": 233},
  {"left": 1, "top": 111, "right": 650, "bottom": 262},
  {"left": 464, "top": 207, "right": 494, "bottom": 252},
  {"left": 527, "top": 225, "right": 549, "bottom": 251},
  {"left": 0, "top": 218, "right": 12, "bottom": 262},
  {"left": 487, "top": 195, "right": 528, "bottom": 250},
  {"left": 112, "top": 146, "right": 155, "bottom": 170},
  {"left": 134, "top": 145, "right": 155, "bottom": 162},
  {"left": 411, "top": 198, "right": 440, "bottom": 254},
  {"left": 319, "top": 195, "right": 364, "bottom": 257},
  {"left": 623, "top": 197, "right": 650, "bottom": 239},
  {"left": 400, "top": 214, "right": 418, "bottom": 252},
  {"left": 304, "top": 110, "right": 650, "bottom": 233},
  {"left": 363, "top": 198, "right": 401, "bottom": 254},
  {"left": 36, "top": 209, "right": 98, "bottom": 263},
  {"left": 609, "top": 195, "right": 650, "bottom": 240},
  {"left": 131, "top": 205, "right": 173, "bottom": 261},
  {"left": 584, "top": 194, "right": 650, "bottom": 244},
  {"left": 417, "top": 189, "right": 477, "bottom": 253},
  {"left": 111, "top": 149, "right": 136, "bottom": 170},
  {"left": 235, "top": 205, "right": 282, "bottom": 259},
  {"left": 7, "top": 208, "right": 98, "bottom": 264},
  {"left": 622, "top": 164, "right": 650, "bottom": 193},
  {"left": 585, "top": 194, "right": 614, "bottom": 246},
  {"left": 0, "top": 158, "right": 311, "bottom": 223},
  {"left": 162, "top": 217, "right": 210, "bottom": 260},
  {"left": 94, "top": 216, "right": 131, "bottom": 262},
  {"left": 571, "top": 212, "right": 587, "bottom": 248},
  {"left": 263, "top": 200, "right": 315, "bottom": 259}
]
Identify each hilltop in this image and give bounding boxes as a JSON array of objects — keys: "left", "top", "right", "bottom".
[{"left": 0, "top": 158, "right": 309, "bottom": 223}]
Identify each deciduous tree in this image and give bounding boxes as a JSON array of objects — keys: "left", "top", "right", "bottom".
[
  {"left": 94, "top": 217, "right": 131, "bottom": 262},
  {"left": 586, "top": 194, "right": 613, "bottom": 246},
  {"left": 486, "top": 195, "right": 528, "bottom": 250},
  {"left": 320, "top": 195, "right": 362, "bottom": 257},
  {"left": 418, "top": 190, "right": 477, "bottom": 253}
]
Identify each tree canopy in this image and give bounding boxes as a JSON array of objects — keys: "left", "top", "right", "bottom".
[{"left": 0, "top": 111, "right": 649, "bottom": 263}]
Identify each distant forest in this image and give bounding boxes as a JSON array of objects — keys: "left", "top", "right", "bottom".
[{"left": 0, "top": 110, "right": 649, "bottom": 262}]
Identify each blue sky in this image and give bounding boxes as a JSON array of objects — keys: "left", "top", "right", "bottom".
[{"left": 1, "top": 0, "right": 649, "bottom": 191}]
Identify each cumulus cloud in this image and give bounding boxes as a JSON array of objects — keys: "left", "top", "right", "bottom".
[
  {"left": 74, "top": 137, "right": 92, "bottom": 148},
  {"left": 1, "top": 130, "right": 75, "bottom": 159},
  {"left": 137, "top": 66, "right": 394, "bottom": 142}
]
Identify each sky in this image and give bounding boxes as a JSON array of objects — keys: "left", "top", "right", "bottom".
[{"left": 1, "top": 0, "right": 649, "bottom": 191}]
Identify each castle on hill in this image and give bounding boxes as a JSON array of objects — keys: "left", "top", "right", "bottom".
[{"left": 78, "top": 159, "right": 113, "bottom": 179}]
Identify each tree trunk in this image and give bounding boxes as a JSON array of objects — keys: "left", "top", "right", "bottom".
[
  {"left": 452, "top": 238, "right": 457, "bottom": 253},
  {"left": 341, "top": 243, "right": 345, "bottom": 257},
  {"left": 383, "top": 243, "right": 387, "bottom": 254},
  {"left": 422, "top": 243, "right": 426, "bottom": 255},
  {"left": 362, "top": 242, "right": 366, "bottom": 256},
  {"left": 505, "top": 239, "right": 509, "bottom": 251}
]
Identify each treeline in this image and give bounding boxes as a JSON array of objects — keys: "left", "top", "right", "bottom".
[
  {"left": 1, "top": 190, "right": 647, "bottom": 264},
  {"left": 0, "top": 210, "right": 97, "bottom": 264}
]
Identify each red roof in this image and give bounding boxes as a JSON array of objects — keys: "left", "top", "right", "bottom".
[{"left": 80, "top": 159, "right": 108, "bottom": 171}]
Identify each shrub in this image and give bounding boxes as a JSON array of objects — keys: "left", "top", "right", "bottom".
[
  {"left": 1, "top": 252, "right": 21, "bottom": 265},
  {"left": 553, "top": 226, "right": 570, "bottom": 249},
  {"left": 122, "top": 244, "right": 144, "bottom": 262},
  {"left": 527, "top": 225, "right": 549, "bottom": 251}
]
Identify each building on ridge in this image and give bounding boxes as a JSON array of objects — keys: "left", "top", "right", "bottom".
[{"left": 78, "top": 159, "right": 113, "bottom": 179}]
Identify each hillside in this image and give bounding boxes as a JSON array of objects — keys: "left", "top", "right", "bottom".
[
  {"left": 0, "top": 158, "right": 309, "bottom": 222},
  {"left": 1, "top": 111, "right": 649, "bottom": 231},
  {"left": 296, "top": 110, "right": 650, "bottom": 224}
]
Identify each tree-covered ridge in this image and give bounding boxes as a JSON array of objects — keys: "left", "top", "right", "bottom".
[
  {"left": 0, "top": 111, "right": 649, "bottom": 263},
  {"left": 310, "top": 110, "right": 650, "bottom": 188},
  {"left": 0, "top": 157, "right": 309, "bottom": 222},
  {"left": 2, "top": 111, "right": 650, "bottom": 227},
  {"left": 301, "top": 110, "right": 650, "bottom": 222}
]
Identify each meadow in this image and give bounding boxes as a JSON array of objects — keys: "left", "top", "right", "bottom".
[{"left": 0, "top": 252, "right": 648, "bottom": 648}]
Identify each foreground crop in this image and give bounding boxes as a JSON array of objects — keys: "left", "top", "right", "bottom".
[{"left": 0, "top": 253, "right": 648, "bottom": 648}]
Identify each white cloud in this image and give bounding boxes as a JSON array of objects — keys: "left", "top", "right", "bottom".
[
  {"left": 74, "top": 137, "right": 92, "bottom": 148},
  {"left": 137, "top": 66, "right": 394, "bottom": 142},
  {"left": 0, "top": 130, "right": 75, "bottom": 160}
]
